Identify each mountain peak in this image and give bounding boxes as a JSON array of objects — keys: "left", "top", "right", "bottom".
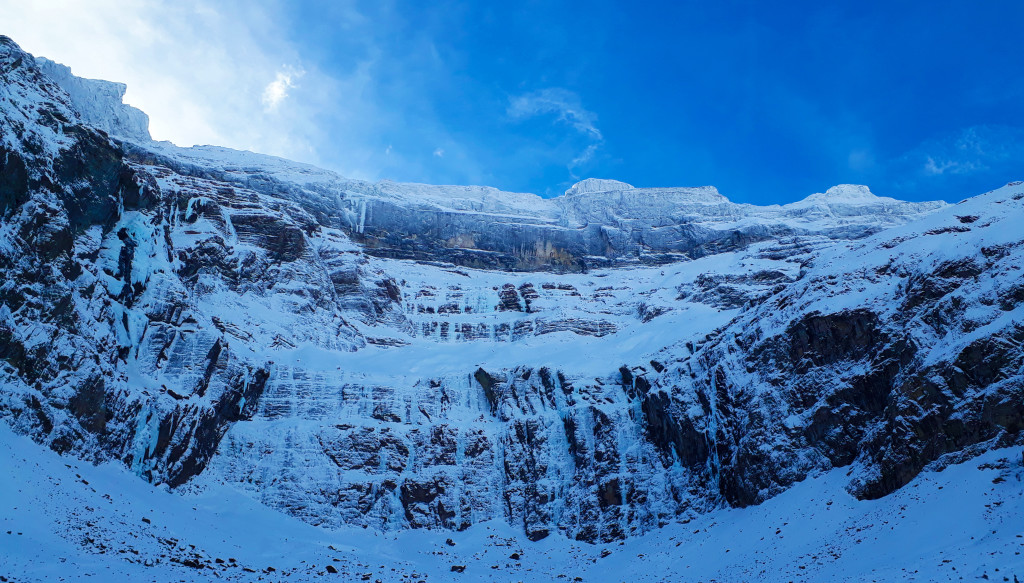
[
  {"left": 34, "top": 56, "right": 151, "bottom": 143},
  {"left": 794, "top": 184, "right": 887, "bottom": 206},
  {"left": 822, "top": 184, "right": 877, "bottom": 200},
  {"left": 564, "top": 178, "right": 635, "bottom": 196}
]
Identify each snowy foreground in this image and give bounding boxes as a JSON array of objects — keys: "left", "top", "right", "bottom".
[{"left": 2, "top": 425, "right": 1020, "bottom": 582}]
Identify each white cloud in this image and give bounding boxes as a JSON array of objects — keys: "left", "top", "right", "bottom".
[
  {"left": 508, "top": 88, "right": 604, "bottom": 178},
  {"left": 0, "top": 0, "right": 382, "bottom": 177},
  {"left": 0, "top": 2, "right": 612, "bottom": 191},
  {"left": 262, "top": 67, "right": 304, "bottom": 112},
  {"left": 569, "top": 143, "right": 600, "bottom": 176},
  {"left": 907, "top": 125, "right": 1024, "bottom": 177},
  {"left": 508, "top": 88, "right": 602, "bottom": 140},
  {"left": 923, "top": 156, "right": 980, "bottom": 176}
]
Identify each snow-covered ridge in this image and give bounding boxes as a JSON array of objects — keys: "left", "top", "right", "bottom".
[
  {"left": 125, "top": 133, "right": 949, "bottom": 271},
  {"left": 816, "top": 183, "right": 878, "bottom": 201},
  {"left": 791, "top": 184, "right": 891, "bottom": 206},
  {"left": 34, "top": 56, "right": 151, "bottom": 143},
  {"left": 563, "top": 177, "right": 635, "bottom": 195},
  {"left": 17, "top": 47, "right": 946, "bottom": 267},
  {"left": 137, "top": 134, "right": 945, "bottom": 221}
]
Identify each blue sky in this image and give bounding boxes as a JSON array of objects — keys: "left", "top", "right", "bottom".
[{"left": 4, "top": 0, "right": 1023, "bottom": 203}]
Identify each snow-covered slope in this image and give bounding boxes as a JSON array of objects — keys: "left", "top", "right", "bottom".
[
  {"left": 1, "top": 31, "right": 1022, "bottom": 567},
  {"left": 2, "top": 424, "right": 1021, "bottom": 582}
]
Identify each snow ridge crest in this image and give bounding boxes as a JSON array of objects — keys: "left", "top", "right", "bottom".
[
  {"left": 34, "top": 56, "right": 151, "bottom": 143},
  {"left": 564, "top": 178, "right": 635, "bottom": 196}
]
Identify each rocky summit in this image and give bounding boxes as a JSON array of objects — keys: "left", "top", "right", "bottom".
[{"left": 1, "top": 31, "right": 1022, "bottom": 555}]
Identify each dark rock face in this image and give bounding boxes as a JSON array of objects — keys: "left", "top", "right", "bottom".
[
  {"left": 851, "top": 325, "right": 1024, "bottom": 500},
  {"left": 53, "top": 128, "right": 126, "bottom": 235},
  {"left": 641, "top": 211, "right": 1024, "bottom": 508},
  {"left": 0, "top": 107, "right": 270, "bottom": 489},
  {"left": 785, "top": 309, "right": 882, "bottom": 371},
  {"left": 0, "top": 149, "right": 30, "bottom": 216},
  {"left": 641, "top": 389, "right": 712, "bottom": 469}
]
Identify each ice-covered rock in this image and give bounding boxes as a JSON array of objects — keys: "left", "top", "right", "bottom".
[
  {"left": 111, "top": 142, "right": 946, "bottom": 272},
  {"left": 2, "top": 35, "right": 1022, "bottom": 546},
  {"left": 34, "top": 56, "right": 151, "bottom": 143}
]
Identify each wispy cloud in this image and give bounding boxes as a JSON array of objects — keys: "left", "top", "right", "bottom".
[
  {"left": 508, "top": 88, "right": 604, "bottom": 178},
  {"left": 570, "top": 143, "right": 601, "bottom": 171},
  {"left": 508, "top": 88, "right": 603, "bottom": 140},
  {"left": 905, "top": 125, "right": 1024, "bottom": 177},
  {"left": 881, "top": 124, "right": 1024, "bottom": 199},
  {"left": 262, "top": 67, "right": 305, "bottom": 112},
  {"left": 923, "top": 156, "right": 980, "bottom": 176}
]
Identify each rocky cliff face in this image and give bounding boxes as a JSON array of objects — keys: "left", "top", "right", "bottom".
[
  {"left": 0, "top": 36, "right": 399, "bottom": 488},
  {"left": 125, "top": 139, "right": 945, "bottom": 273},
  {"left": 1, "top": 35, "right": 1021, "bottom": 544},
  {"left": 34, "top": 57, "right": 151, "bottom": 144},
  {"left": 639, "top": 191, "right": 1024, "bottom": 508}
]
